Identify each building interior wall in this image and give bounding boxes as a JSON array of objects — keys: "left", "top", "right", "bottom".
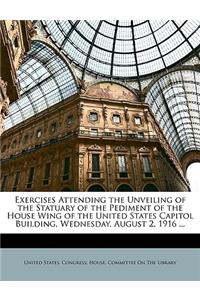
[{"left": 1, "top": 84, "right": 189, "bottom": 191}]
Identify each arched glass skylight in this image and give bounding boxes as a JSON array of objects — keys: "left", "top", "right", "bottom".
[
  {"left": 4, "top": 41, "right": 78, "bottom": 130},
  {"left": 42, "top": 20, "right": 200, "bottom": 79},
  {"left": 146, "top": 69, "right": 200, "bottom": 159}
]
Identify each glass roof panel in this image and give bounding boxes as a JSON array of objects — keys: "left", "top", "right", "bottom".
[
  {"left": 135, "top": 34, "right": 156, "bottom": 51},
  {"left": 181, "top": 21, "right": 199, "bottom": 38},
  {"left": 146, "top": 69, "right": 200, "bottom": 159},
  {"left": 76, "top": 21, "right": 96, "bottom": 40},
  {"left": 113, "top": 53, "right": 135, "bottom": 65},
  {"left": 113, "top": 65, "right": 136, "bottom": 77},
  {"left": 189, "top": 29, "right": 200, "bottom": 48},
  {"left": 63, "top": 41, "right": 87, "bottom": 66},
  {"left": 90, "top": 46, "right": 112, "bottom": 63},
  {"left": 95, "top": 34, "right": 114, "bottom": 51},
  {"left": 99, "top": 21, "right": 116, "bottom": 37},
  {"left": 4, "top": 41, "right": 78, "bottom": 130},
  {"left": 116, "top": 26, "right": 132, "bottom": 39},
  {"left": 154, "top": 21, "right": 176, "bottom": 43},
  {"left": 134, "top": 21, "right": 151, "bottom": 38},
  {"left": 42, "top": 20, "right": 200, "bottom": 79}
]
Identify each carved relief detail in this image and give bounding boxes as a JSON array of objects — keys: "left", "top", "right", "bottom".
[
  {"left": 78, "top": 79, "right": 89, "bottom": 94},
  {"left": 79, "top": 153, "right": 84, "bottom": 191},
  {"left": 0, "top": 78, "right": 10, "bottom": 136},
  {"left": 102, "top": 104, "right": 108, "bottom": 120},
  {"left": 27, "top": 21, "right": 38, "bottom": 38},
  {"left": 77, "top": 102, "right": 84, "bottom": 118},
  {"left": 114, "top": 145, "right": 128, "bottom": 152},
  {"left": 124, "top": 107, "right": 130, "bottom": 121},
  {"left": 88, "top": 144, "right": 102, "bottom": 151},
  {"left": 85, "top": 82, "right": 137, "bottom": 101}
]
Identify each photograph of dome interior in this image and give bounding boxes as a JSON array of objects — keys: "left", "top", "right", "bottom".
[{"left": 0, "top": 20, "right": 200, "bottom": 192}]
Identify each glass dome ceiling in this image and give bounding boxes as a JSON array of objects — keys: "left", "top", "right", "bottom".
[
  {"left": 146, "top": 68, "right": 200, "bottom": 159},
  {"left": 4, "top": 41, "right": 78, "bottom": 130},
  {"left": 42, "top": 20, "right": 200, "bottom": 79}
]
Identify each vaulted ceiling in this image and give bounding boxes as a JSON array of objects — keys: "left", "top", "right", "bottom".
[
  {"left": 4, "top": 20, "right": 200, "bottom": 160},
  {"left": 42, "top": 20, "right": 200, "bottom": 79}
]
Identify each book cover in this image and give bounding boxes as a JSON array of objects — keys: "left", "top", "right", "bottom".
[{"left": 0, "top": 19, "right": 200, "bottom": 282}]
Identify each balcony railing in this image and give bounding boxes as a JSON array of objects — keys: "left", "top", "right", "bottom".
[
  {"left": 1, "top": 130, "right": 158, "bottom": 162},
  {"left": 77, "top": 130, "right": 158, "bottom": 141},
  {"left": 143, "top": 172, "right": 155, "bottom": 179},
  {"left": 115, "top": 172, "right": 131, "bottom": 179},
  {"left": 87, "top": 171, "right": 104, "bottom": 180}
]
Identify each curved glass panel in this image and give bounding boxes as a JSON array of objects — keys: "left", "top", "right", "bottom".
[
  {"left": 4, "top": 41, "right": 78, "bottom": 130},
  {"left": 42, "top": 20, "right": 200, "bottom": 78},
  {"left": 146, "top": 69, "right": 200, "bottom": 158}
]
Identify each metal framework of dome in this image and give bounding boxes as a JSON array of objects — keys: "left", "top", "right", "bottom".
[
  {"left": 3, "top": 21, "right": 200, "bottom": 161},
  {"left": 146, "top": 68, "right": 200, "bottom": 159},
  {"left": 42, "top": 20, "right": 200, "bottom": 79},
  {"left": 4, "top": 41, "right": 78, "bottom": 130}
]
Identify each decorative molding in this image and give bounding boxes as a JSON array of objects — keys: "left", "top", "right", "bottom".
[
  {"left": 77, "top": 78, "right": 89, "bottom": 94},
  {"left": 88, "top": 144, "right": 102, "bottom": 151},
  {"left": 124, "top": 107, "right": 130, "bottom": 121},
  {"left": 102, "top": 104, "right": 108, "bottom": 120},
  {"left": 139, "top": 146, "right": 150, "bottom": 153},
  {"left": 87, "top": 109, "right": 101, "bottom": 124},
  {"left": 77, "top": 102, "right": 84, "bottom": 118},
  {"left": 114, "top": 145, "right": 128, "bottom": 152},
  {"left": 84, "top": 78, "right": 139, "bottom": 97},
  {"left": 110, "top": 111, "right": 123, "bottom": 126},
  {"left": 85, "top": 82, "right": 138, "bottom": 101}
]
